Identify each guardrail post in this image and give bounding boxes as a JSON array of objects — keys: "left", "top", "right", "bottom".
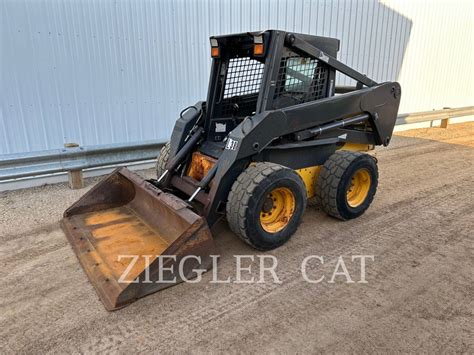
[
  {"left": 64, "top": 143, "right": 84, "bottom": 189},
  {"left": 439, "top": 108, "right": 451, "bottom": 128},
  {"left": 440, "top": 117, "right": 449, "bottom": 129}
]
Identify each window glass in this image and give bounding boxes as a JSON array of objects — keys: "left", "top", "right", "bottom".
[{"left": 284, "top": 57, "right": 318, "bottom": 92}]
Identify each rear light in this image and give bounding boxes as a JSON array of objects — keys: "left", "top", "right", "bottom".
[
  {"left": 210, "top": 38, "right": 219, "bottom": 58},
  {"left": 254, "top": 44, "right": 264, "bottom": 55},
  {"left": 211, "top": 47, "right": 220, "bottom": 58},
  {"left": 253, "top": 35, "right": 264, "bottom": 56}
]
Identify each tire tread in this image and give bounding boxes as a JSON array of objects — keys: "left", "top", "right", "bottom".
[
  {"left": 156, "top": 142, "right": 171, "bottom": 178},
  {"left": 227, "top": 162, "right": 288, "bottom": 248},
  {"left": 316, "top": 151, "right": 376, "bottom": 220}
]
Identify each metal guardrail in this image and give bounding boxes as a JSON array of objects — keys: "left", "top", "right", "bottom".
[
  {"left": 395, "top": 106, "right": 473, "bottom": 125},
  {"left": 0, "top": 140, "right": 165, "bottom": 181},
  {"left": 0, "top": 106, "right": 472, "bottom": 184}
]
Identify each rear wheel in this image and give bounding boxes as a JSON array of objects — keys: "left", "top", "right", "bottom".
[
  {"left": 156, "top": 142, "right": 170, "bottom": 178},
  {"left": 227, "top": 162, "right": 307, "bottom": 250},
  {"left": 316, "top": 151, "right": 378, "bottom": 220}
]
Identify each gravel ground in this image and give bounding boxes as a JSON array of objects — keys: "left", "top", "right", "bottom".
[{"left": 1, "top": 123, "right": 473, "bottom": 353}]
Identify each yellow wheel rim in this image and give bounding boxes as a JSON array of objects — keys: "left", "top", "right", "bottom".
[
  {"left": 260, "top": 187, "right": 295, "bottom": 233},
  {"left": 346, "top": 168, "right": 371, "bottom": 208}
]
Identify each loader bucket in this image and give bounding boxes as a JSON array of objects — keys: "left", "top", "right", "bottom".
[{"left": 61, "top": 167, "right": 216, "bottom": 310}]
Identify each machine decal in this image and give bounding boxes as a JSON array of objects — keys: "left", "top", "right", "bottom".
[{"left": 225, "top": 138, "right": 239, "bottom": 151}]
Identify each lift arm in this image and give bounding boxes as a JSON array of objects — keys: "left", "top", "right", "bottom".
[{"left": 287, "top": 33, "right": 378, "bottom": 88}]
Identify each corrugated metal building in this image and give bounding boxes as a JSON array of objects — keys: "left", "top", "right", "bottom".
[{"left": 1, "top": 0, "right": 473, "bottom": 155}]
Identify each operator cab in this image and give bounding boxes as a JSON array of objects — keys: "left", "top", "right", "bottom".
[{"left": 204, "top": 30, "right": 340, "bottom": 145}]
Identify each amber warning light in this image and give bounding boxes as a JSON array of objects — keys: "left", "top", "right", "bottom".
[
  {"left": 210, "top": 38, "right": 219, "bottom": 58},
  {"left": 254, "top": 35, "right": 264, "bottom": 56}
]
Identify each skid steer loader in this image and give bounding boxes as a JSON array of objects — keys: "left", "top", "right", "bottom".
[{"left": 62, "top": 30, "right": 401, "bottom": 310}]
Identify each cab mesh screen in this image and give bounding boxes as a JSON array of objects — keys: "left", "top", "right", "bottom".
[
  {"left": 274, "top": 54, "right": 329, "bottom": 104},
  {"left": 213, "top": 57, "right": 265, "bottom": 117},
  {"left": 223, "top": 58, "right": 265, "bottom": 98}
]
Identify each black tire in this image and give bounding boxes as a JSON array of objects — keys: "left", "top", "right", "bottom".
[
  {"left": 156, "top": 142, "right": 170, "bottom": 178},
  {"left": 307, "top": 188, "right": 321, "bottom": 208},
  {"left": 227, "top": 162, "right": 307, "bottom": 250},
  {"left": 316, "top": 151, "right": 378, "bottom": 220}
]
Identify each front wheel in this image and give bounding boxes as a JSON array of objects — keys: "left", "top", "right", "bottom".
[{"left": 226, "top": 162, "right": 307, "bottom": 251}]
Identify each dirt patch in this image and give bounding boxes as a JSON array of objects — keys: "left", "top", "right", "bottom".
[
  {"left": 0, "top": 123, "right": 473, "bottom": 353},
  {"left": 395, "top": 122, "right": 474, "bottom": 147}
]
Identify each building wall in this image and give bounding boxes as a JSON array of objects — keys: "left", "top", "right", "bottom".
[{"left": 1, "top": 0, "right": 473, "bottom": 154}]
